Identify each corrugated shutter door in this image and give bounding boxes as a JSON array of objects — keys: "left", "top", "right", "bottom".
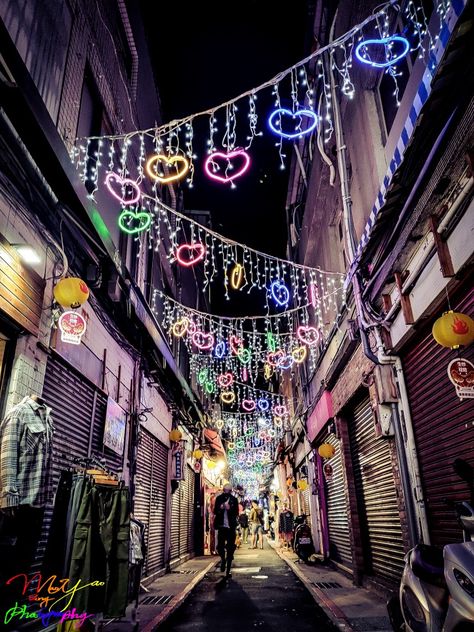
[
  {"left": 325, "top": 433, "right": 353, "bottom": 568},
  {"left": 147, "top": 438, "right": 168, "bottom": 574},
  {"left": 170, "top": 486, "right": 181, "bottom": 561},
  {"left": 302, "top": 487, "right": 311, "bottom": 519},
  {"left": 134, "top": 430, "right": 153, "bottom": 575},
  {"left": 404, "top": 287, "right": 474, "bottom": 547},
  {"left": 350, "top": 397, "right": 404, "bottom": 585},
  {"left": 187, "top": 466, "right": 195, "bottom": 554},
  {"left": 179, "top": 468, "right": 190, "bottom": 557}
]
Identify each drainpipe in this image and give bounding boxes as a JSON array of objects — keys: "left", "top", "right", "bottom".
[{"left": 328, "top": 12, "right": 427, "bottom": 547}]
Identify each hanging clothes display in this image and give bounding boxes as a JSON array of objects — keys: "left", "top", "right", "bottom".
[{"left": 0, "top": 395, "right": 54, "bottom": 611}]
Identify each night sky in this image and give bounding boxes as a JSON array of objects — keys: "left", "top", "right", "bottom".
[{"left": 139, "top": 0, "right": 311, "bottom": 301}]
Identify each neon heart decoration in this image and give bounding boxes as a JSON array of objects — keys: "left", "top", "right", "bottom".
[
  {"left": 354, "top": 35, "right": 410, "bottom": 68},
  {"left": 230, "top": 263, "right": 245, "bottom": 290},
  {"left": 292, "top": 346, "right": 307, "bottom": 364},
  {"left": 257, "top": 398, "right": 270, "bottom": 412},
  {"left": 268, "top": 108, "right": 318, "bottom": 139},
  {"left": 214, "top": 340, "right": 227, "bottom": 358},
  {"left": 187, "top": 321, "right": 197, "bottom": 335},
  {"left": 267, "top": 350, "right": 284, "bottom": 367},
  {"left": 205, "top": 381, "right": 215, "bottom": 394},
  {"left": 230, "top": 336, "right": 244, "bottom": 355},
  {"left": 192, "top": 331, "right": 215, "bottom": 350},
  {"left": 171, "top": 318, "right": 190, "bottom": 338},
  {"left": 264, "top": 363, "right": 274, "bottom": 380},
  {"left": 270, "top": 280, "right": 290, "bottom": 307},
  {"left": 197, "top": 368, "right": 208, "bottom": 385},
  {"left": 273, "top": 405, "right": 288, "bottom": 417},
  {"left": 145, "top": 154, "right": 190, "bottom": 184},
  {"left": 237, "top": 348, "right": 251, "bottom": 365},
  {"left": 204, "top": 149, "right": 251, "bottom": 184},
  {"left": 118, "top": 209, "right": 152, "bottom": 235},
  {"left": 176, "top": 243, "right": 206, "bottom": 267},
  {"left": 215, "top": 419, "right": 224, "bottom": 430},
  {"left": 217, "top": 373, "right": 234, "bottom": 388},
  {"left": 277, "top": 355, "right": 294, "bottom": 370},
  {"left": 221, "top": 391, "right": 236, "bottom": 404},
  {"left": 297, "top": 325, "right": 320, "bottom": 347},
  {"left": 266, "top": 331, "right": 277, "bottom": 352},
  {"left": 241, "top": 367, "right": 249, "bottom": 382},
  {"left": 105, "top": 172, "right": 141, "bottom": 206},
  {"left": 242, "top": 400, "right": 256, "bottom": 412},
  {"left": 308, "top": 283, "right": 319, "bottom": 308}
]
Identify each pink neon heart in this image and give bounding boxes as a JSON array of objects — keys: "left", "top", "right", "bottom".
[
  {"left": 242, "top": 400, "right": 256, "bottom": 412},
  {"left": 192, "top": 331, "right": 215, "bottom": 350},
  {"left": 297, "top": 325, "right": 320, "bottom": 347},
  {"left": 273, "top": 405, "right": 288, "bottom": 417},
  {"left": 266, "top": 350, "right": 284, "bottom": 367},
  {"left": 105, "top": 172, "right": 141, "bottom": 206},
  {"left": 204, "top": 149, "right": 251, "bottom": 184},
  {"left": 230, "top": 336, "right": 244, "bottom": 355},
  {"left": 176, "top": 243, "right": 206, "bottom": 267},
  {"left": 217, "top": 373, "right": 234, "bottom": 388}
]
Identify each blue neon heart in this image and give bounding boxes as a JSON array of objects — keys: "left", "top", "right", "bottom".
[
  {"left": 270, "top": 280, "right": 290, "bottom": 307},
  {"left": 258, "top": 398, "right": 270, "bottom": 412},
  {"left": 354, "top": 35, "right": 410, "bottom": 69},
  {"left": 214, "top": 340, "right": 227, "bottom": 358},
  {"left": 268, "top": 108, "right": 318, "bottom": 139},
  {"left": 277, "top": 355, "right": 294, "bottom": 370}
]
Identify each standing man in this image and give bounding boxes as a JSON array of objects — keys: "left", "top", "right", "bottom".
[{"left": 214, "top": 481, "right": 239, "bottom": 576}]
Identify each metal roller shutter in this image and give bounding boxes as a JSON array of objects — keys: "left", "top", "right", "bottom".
[
  {"left": 186, "top": 466, "right": 195, "bottom": 554},
  {"left": 170, "top": 486, "right": 181, "bottom": 561},
  {"left": 134, "top": 430, "right": 153, "bottom": 575},
  {"left": 404, "top": 287, "right": 474, "bottom": 547},
  {"left": 147, "top": 438, "right": 168, "bottom": 574},
  {"left": 324, "top": 433, "right": 353, "bottom": 568},
  {"left": 350, "top": 396, "right": 404, "bottom": 586}
]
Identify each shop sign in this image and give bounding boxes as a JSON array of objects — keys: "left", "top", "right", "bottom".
[
  {"left": 194, "top": 460, "right": 202, "bottom": 473},
  {"left": 58, "top": 311, "right": 86, "bottom": 345},
  {"left": 448, "top": 358, "right": 474, "bottom": 400},
  {"left": 103, "top": 397, "right": 127, "bottom": 455},
  {"left": 172, "top": 441, "right": 186, "bottom": 481},
  {"left": 323, "top": 463, "right": 333, "bottom": 481}
]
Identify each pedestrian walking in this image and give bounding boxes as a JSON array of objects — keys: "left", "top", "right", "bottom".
[
  {"left": 213, "top": 481, "right": 239, "bottom": 576},
  {"left": 238, "top": 510, "right": 249, "bottom": 544},
  {"left": 278, "top": 503, "right": 294, "bottom": 549},
  {"left": 249, "top": 500, "right": 264, "bottom": 549}
]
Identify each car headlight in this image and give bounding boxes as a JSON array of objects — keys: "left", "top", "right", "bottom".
[{"left": 453, "top": 568, "right": 474, "bottom": 598}]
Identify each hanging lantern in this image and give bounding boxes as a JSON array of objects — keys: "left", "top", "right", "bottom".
[
  {"left": 432, "top": 311, "right": 474, "bottom": 349},
  {"left": 286, "top": 477, "right": 294, "bottom": 487},
  {"left": 53, "top": 277, "right": 89, "bottom": 308},
  {"left": 193, "top": 449, "right": 204, "bottom": 460},
  {"left": 318, "top": 443, "right": 336, "bottom": 459},
  {"left": 169, "top": 429, "right": 182, "bottom": 443},
  {"left": 297, "top": 480, "right": 308, "bottom": 491},
  {"left": 207, "top": 460, "right": 217, "bottom": 470}
]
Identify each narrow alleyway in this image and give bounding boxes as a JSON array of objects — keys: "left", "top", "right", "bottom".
[{"left": 161, "top": 544, "right": 338, "bottom": 631}]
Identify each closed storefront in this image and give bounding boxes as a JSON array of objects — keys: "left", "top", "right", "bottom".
[
  {"left": 404, "top": 286, "right": 474, "bottom": 547},
  {"left": 349, "top": 396, "right": 404, "bottom": 586},
  {"left": 323, "top": 433, "right": 353, "bottom": 569},
  {"left": 134, "top": 428, "right": 168, "bottom": 578},
  {"left": 170, "top": 464, "right": 195, "bottom": 562}
]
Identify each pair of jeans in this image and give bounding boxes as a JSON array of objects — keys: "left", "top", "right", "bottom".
[
  {"left": 217, "top": 527, "right": 236, "bottom": 571},
  {"left": 69, "top": 483, "right": 130, "bottom": 618}
]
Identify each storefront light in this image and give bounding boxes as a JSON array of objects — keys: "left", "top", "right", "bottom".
[{"left": 13, "top": 244, "right": 41, "bottom": 264}]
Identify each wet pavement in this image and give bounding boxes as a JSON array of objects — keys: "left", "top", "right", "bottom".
[{"left": 159, "top": 543, "right": 339, "bottom": 631}]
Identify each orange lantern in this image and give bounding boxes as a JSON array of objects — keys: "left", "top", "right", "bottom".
[
  {"left": 169, "top": 429, "right": 182, "bottom": 443},
  {"left": 193, "top": 449, "right": 204, "bottom": 460},
  {"left": 318, "top": 443, "right": 336, "bottom": 459},
  {"left": 432, "top": 311, "right": 474, "bottom": 349},
  {"left": 53, "top": 277, "right": 89, "bottom": 308},
  {"left": 297, "top": 480, "right": 308, "bottom": 491},
  {"left": 286, "top": 477, "right": 294, "bottom": 487}
]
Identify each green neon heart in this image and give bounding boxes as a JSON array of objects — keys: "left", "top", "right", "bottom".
[
  {"left": 205, "top": 380, "right": 215, "bottom": 394},
  {"left": 237, "top": 348, "right": 251, "bottom": 364},
  {"left": 197, "top": 369, "right": 208, "bottom": 385},
  {"left": 118, "top": 209, "right": 152, "bottom": 234}
]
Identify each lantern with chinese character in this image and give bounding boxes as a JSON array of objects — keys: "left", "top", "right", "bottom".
[
  {"left": 193, "top": 449, "right": 204, "bottom": 460},
  {"left": 432, "top": 311, "right": 474, "bottom": 349},
  {"left": 318, "top": 443, "right": 336, "bottom": 459},
  {"left": 169, "top": 429, "right": 182, "bottom": 443},
  {"left": 53, "top": 277, "right": 89, "bottom": 308}
]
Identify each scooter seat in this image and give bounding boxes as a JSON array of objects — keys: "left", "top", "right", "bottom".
[{"left": 410, "top": 544, "right": 445, "bottom": 586}]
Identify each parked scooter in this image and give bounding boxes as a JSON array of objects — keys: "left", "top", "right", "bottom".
[
  {"left": 388, "top": 459, "right": 474, "bottom": 631},
  {"left": 293, "top": 514, "right": 316, "bottom": 563}
]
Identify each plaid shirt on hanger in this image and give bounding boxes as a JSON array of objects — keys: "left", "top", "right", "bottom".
[{"left": 0, "top": 396, "right": 54, "bottom": 508}]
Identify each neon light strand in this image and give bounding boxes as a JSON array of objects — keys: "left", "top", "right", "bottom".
[
  {"left": 230, "top": 263, "right": 245, "bottom": 290},
  {"left": 176, "top": 243, "right": 206, "bottom": 267},
  {"left": 268, "top": 108, "right": 318, "bottom": 139},
  {"left": 105, "top": 172, "right": 141, "bottom": 206},
  {"left": 217, "top": 372, "right": 234, "bottom": 388},
  {"left": 197, "top": 368, "right": 208, "bottom": 385},
  {"left": 266, "top": 331, "right": 276, "bottom": 352},
  {"left": 204, "top": 149, "right": 251, "bottom": 184},
  {"left": 242, "top": 400, "right": 257, "bottom": 412},
  {"left": 192, "top": 331, "right": 215, "bottom": 350},
  {"left": 270, "top": 280, "right": 290, "bottom": 307},
  {"left": 118, "top": 210, "right": 152, "bottom": 234},
  {"left": 273, "top": 405, "right": 288, "bottom": 417},
  {"left": 145, "top": 154, "right": 190, "bottom": 183},
  {"left": 297, "top": 325, "right": 320, "bottom": 347},
  {"left": 354, "top": 35, "right": 410, "bottom": 68},
  {"left": 277, "top": 355, "right": 294, "bottom": 370},
  {"left": 221, "top": 391, "right": 236, "bottom": 404},
  {"left": 214, "top": 340, "right": 227, "bottom": 358}
]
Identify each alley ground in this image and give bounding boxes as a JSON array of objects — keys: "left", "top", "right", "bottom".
[{"left": 159, "top": 544, "right": 339, "bottom": 631}]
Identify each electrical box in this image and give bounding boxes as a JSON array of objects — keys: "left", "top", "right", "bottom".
[{"left": 374, "top": 364, "right": 398, "bottom": 404}]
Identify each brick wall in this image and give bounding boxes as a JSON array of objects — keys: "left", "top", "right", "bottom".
[{"left": 331, "top": 344, "right": 374, "bottom": 414}]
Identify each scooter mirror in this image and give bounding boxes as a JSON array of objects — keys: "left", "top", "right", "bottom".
[{"left": 453, "top": 458, "right": 474, "bottom": 485}]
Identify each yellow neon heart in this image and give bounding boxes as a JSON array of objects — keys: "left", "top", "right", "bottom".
[
  {"left": 171, "top": 318, "right": 189, "bottom": 337},
  {"left": 264, "top": 363, "right": 274, "bottom": 380},
  {"left": 292, "top": 346, "right": 307, "bottom": 364},
  {"left": 146, "top": 154, "right": 190, "bottom": 184},
  {"left": 220, "top": 391, "right": 236, "bottom": 404}
]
